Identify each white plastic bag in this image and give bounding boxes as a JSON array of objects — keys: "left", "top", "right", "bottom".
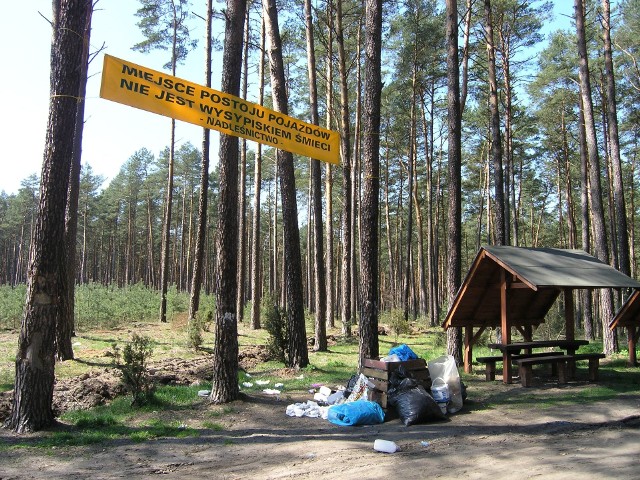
[{"left": 427, "top": 355, "right": 463, "bottom": 413}]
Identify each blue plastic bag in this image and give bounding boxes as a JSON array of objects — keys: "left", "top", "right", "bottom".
[
  {"left": 327, "top": 400, "right": 385, "bottom": 426},
  {"left": 389, "top": 344, "right": 418, "bottom": 362}
]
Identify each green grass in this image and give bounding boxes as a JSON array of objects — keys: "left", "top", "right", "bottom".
[
  {"left": 2, "top": 283, "right": 640, "bottom": 450},
  {"left": 0, "top": 385, "right": 208, "bottom": 451}
]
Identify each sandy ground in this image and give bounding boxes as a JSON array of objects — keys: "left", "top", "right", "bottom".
[{"left": 2, "top": 384, "right": 640, "bottom": 480}]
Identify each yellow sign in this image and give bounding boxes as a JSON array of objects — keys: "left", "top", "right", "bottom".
[{"left": 100, "top": 54, "right": 340, "bottom": 165}]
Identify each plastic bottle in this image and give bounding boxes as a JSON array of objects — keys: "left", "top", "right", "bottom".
[{"left": 373, "top": 439, "right": 398, "bottom": 453}]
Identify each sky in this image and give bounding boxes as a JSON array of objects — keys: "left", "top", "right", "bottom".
[
  {"left": 0, "top": 1, "right": 576, "bottom": 196},
  {"left": 1, "top": 0, "right": 220, "bottom": 195}
]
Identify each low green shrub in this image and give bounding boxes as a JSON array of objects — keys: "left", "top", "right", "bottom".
[
  {"left": 112, "top": 334, "right": 155, "bottom": 407},
  {"left": 262, "top": 294, "right": 287, "bottom": 363}
]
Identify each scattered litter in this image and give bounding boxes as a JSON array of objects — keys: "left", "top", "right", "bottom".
[
  {"left": 345, "top": 374, "right": 375, "bottom": 403},
  {"left": 421, "top": 441, "right": 430, "bottom": 447},
  {"left": 73, "top": 342, "right": 82, "bottom": 347},
  {"left": 242, "top": 382, "right": 253, "bottom": 388},
  {"left": 327, "top": 390, "right": 345, "bottom": 405},
  {"left": 245, "top": 373, "right": 252, "bottom": 378},
  {"left": 197, "top": 390, "right": 210, "bottom": 397},
  {"left": 263, "top": 388, "right": 281, "bottom": 395},
  {"left": 297, "top": 374, "right": 304, "bottom": 379},
  {"left": 373, "top": 439, "right": 398, "bottom": 453},
  {"left": 318, "top": 386, "right": 332, "bottom": 397},
  {"left": 313, "top": 385, "right": 335, "bottom": 403},
  {"left": 256, "top": 380, "right": 270, "bottom": 385},
  {"left": 286, "top": 401, "right": 328, "bottom": 419},
  {"left": 274, "top": 383, "right": 284, "bottom": 388}
]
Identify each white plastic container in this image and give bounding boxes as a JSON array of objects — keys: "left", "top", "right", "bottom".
[
  {"left": 430, "top": 379, "right": 450, "bottom": 403},
  {"left": 373, "top": 439, "right": 398, "bottom": 453},
  {"left": 431, "top": 379, "right": 450, "bottom": 415}
]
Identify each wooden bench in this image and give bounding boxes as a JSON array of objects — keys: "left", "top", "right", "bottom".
[
  {"left": 477, "top": 352, "right": 565, "bottom": 381},
  {"left": 515, "top": 355, "right": 569, "bottom": 387},
  {"left": 570, "top": 353, "right": 606, "bottom": 381},
  {"left": 476, "top": 356, "right": 503, "bottom": 381}
]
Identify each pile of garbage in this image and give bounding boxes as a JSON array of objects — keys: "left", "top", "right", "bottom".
[{"left": 285, "top": 345, "right": 466, "bottom": 428}]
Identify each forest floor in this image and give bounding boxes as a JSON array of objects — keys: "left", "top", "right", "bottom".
[{"left": 2, "top": 348, "right": 640, "bottom": 480}]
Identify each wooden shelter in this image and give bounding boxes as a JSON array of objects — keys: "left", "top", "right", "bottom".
[
  {"left": 443, "top": 246, "right": 640, "bottom": 380},
  {"left": 609, "top": 289, "right": 640, "bottom": 366}
]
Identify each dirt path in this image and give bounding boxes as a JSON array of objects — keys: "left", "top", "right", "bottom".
[{"left": 2, "top": 387, "right": 639, "bottom": 480}]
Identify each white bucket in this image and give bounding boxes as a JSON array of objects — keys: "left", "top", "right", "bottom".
[{"left": 373, "top": 439, "right": 398, "bottom": 453}]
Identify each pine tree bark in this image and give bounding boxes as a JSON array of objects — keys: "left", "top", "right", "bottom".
[
  {"left": 336, "top": 0, "right": 353, "bottom": 336},
  {"left": 188, "top": 0, "right": 213, "bottom": 327},
  {"left": 6, "top": 0, "right": 89, "bottom": 433},
  {"left": 59, "top": 3, "right": 93, "bottom": 361},
  {"left": 304, "top": 0, "right": 327, "bottom": 351},
  {"left": 446, "top": 0, "right": 463, "bottom": 364},
  {"left": 359, "top": 0, "right": 382, "bottom": 367},
  {"left": 250, "top": 18, "right": 266, "bottom": 331},
  {"left": 484, "top": 0, "right": 506, "bottom": 246},
  {"left": 601, "top": 0, "right": 630, "bottom": 277},
  {"left": 263, "top": 0, "right": 309, "bottom": 368},
  {"left": 210, "top": 0, "right": 247, "bottom": 403},
  {"left": 324, "top": 0, "right": 335, "bottom": 330},
  {"left": 236, "top": 7, "right": 251, "bottom": 324},
  {"left": 575, "top": 0, "right": 616, "bottom": 353}
]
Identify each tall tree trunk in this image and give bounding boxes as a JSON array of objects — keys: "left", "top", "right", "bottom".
[
  {"left": 159, "top": 121, "right": 176, "bottom": 324},
  {"left": 499, "top": 33, "right": 514, "bottom": 246},
  {"left": 460, "top": 0, "right": 472, "bottom": 113},
  {"left": 336, "top": 0, "right": 353, "bottom": 336},
  {"left": 383, "top": 142, "right": 396, "bottom": 309},
  {"left": 359, "top": 0, "right": 382, "bottom": 368},
  {"left": 403, "top": 60, "right": 417, "bottom": 323},
  {"left": 304, "top": 0, "right": 327, "bottom": 352},
  {"left": 324, "top": 0, "right": 335, "bottom": 330},
  {"left": 236, "top": 6, "right": 251, "bottom": 324},
  {"left": 263, "top": 0, "right": 309, "bottom": 368},
  {"left": 577, "top": 99, "right": 594, "bottom": 339},
  {"left": 6, "top": 0, "right": 89, "bottom": 433},
  {"left": 484, "top": 0, "right": 506, "bottom": 246},
  {"left": 59, "top": 3, "right": 93, "bottom": 361},
  {"left": 575, "top": 0, "right": 616, "bottom": 353},
  {"left": 250, "top": 17, "right": 266, "bottom": 331},
  {"left": 160, "top": 8, "right": 184, "bottom": 322},
  {"left": 210, "top": 0, "right": 246, "bottom": 404},
  {"left": 351, "top": 18, "right": 363, "bottom": 331},
  {"left": 188, "top": 0, "right": 214, "bottom": 328},
  {"left": 602, "top": 0, "right": 630, "bottom": 278},
  {"left": 420, "top": 93, "right": 436, "bottom": 325},
  {"left": 446, "top": 0, "right": 463, "bottom": 364}
]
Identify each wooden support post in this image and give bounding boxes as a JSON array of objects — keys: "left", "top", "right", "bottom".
[
  {"left": 628, "top": 326, "right": 638, "bottom": 366},
  {"left": 501, "top": 270, "right": 512, "bottom": 384},
  {"left": 565, "top": 288, "right": 575, "bottom": 341},
  {"left": 557, "top": 359, "right": 568, "bottom": 384},
  {"left": 464, "top": 326, "right": 473, "bottom": 374}
]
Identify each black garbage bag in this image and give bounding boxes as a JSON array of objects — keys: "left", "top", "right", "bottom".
[{"left": 387, "top": 366, "right": 446, "bottom": 426}]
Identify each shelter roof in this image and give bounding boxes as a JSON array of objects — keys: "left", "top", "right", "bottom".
[
  {"left": 443, "top": 246, "right": 640, "bottom": 330},
  {"left": 609, "top": 289, "right": 640, "bottom": 330}
]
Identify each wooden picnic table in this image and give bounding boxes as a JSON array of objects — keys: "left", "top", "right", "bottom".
[
  {"left": 488, "top": 339, "right": 589, "bottom": 354},
  {"left": 487, "top": 340, "right": 590, "bottom": 383}
]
